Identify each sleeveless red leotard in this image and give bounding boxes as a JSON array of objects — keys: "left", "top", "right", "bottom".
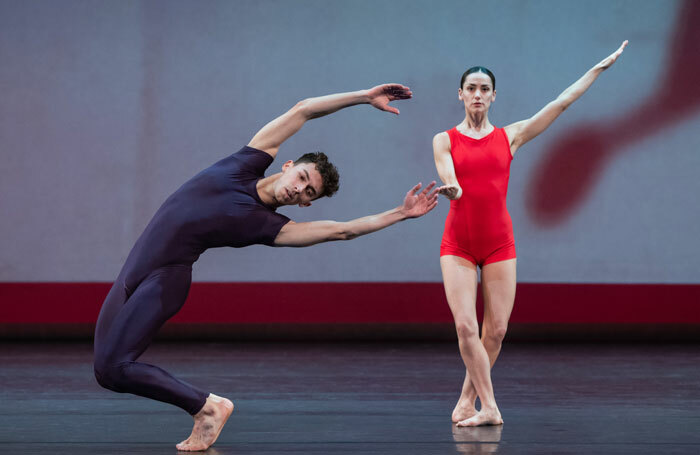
[{"left": 440, "top": 126, "right": 516, "bottom": 266}]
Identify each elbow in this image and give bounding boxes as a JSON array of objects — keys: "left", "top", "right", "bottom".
[
  {"left": 555, "top": 96, "right": 574, "bottom": 112},
  {"left": 332, "top": 225, "right": 358, "bottom": 241},
  {"left": 334, "top": 232, "right": 357, "bottom": 241},
  {"left": 294, "top": 99, "right": 314, "bottom": 120}
]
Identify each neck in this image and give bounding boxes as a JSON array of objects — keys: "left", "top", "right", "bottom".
[
  {"left": 463, "top": 111, "right": 491, "bottom": 130},
  {"left": 256, "top": 172, "right": 283, "bottom": 208}
]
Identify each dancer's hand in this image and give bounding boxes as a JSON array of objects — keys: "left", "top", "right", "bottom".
[
  {"left": 366, "top": 84, "right": 413, "bottom": 115},
  {"left": 594, "top": 40, "right": 628, "bottom": 71},
  {"left": 401, "top": 181, "right": 438, "bottom": 218},
  {"left": 437, "top": 184, "right": 462, "bottom": 200}
]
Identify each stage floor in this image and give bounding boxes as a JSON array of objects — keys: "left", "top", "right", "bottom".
[{"left": 1, "top": 341, "right": 699, "bottom": 454}]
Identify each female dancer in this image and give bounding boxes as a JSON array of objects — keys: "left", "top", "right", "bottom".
[{"left": 433, "top": 41, "right": 628, "bottom": 426}]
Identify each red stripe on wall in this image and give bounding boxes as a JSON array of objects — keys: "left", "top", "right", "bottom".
[{"left": 1, "top": 282, "right": 699, "bottom": 324}]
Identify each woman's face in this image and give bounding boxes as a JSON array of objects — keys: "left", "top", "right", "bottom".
[{"left": 459, "top": 72, "right": 496, "bottom": 114}]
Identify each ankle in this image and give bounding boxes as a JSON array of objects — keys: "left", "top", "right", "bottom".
[
  {"left": 480, "top": 404, "right": 499, "bottom": 413},
  {"left": 456, "top": 399, "right": 475, "bottom": 408},
  {"left": 195, "top": 402, "right": 216, "bottom": 418}
]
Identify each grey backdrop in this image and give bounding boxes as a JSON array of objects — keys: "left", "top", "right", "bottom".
[{"left": 1, "top": 0, "right": 698, "bottom": 283}]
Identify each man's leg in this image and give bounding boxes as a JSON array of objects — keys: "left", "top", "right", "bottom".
[
  {"left": 94, "top": 266, "right": 207, "bottom": 414},
  {"left": 93, "top": 266, "right": 233, "bottom": 450}
]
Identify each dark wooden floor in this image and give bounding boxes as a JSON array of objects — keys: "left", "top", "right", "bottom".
[{"left": 1, "top": 341, "right": 699, "bottom": 454}]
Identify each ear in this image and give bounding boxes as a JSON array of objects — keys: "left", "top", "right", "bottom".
[
  {"left": 458, "top": 88, "right": 463, "bottom": 101},
  {"left": 281, "top": 160, "right": 294, "bottom": 171},
  {"left": 299, "top": 201, "right": 312, "bottom": 208},
  {"left": 492, "top": 89, "right": 496, "bottom": 102}
]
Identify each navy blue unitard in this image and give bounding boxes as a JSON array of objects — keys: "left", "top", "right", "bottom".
[{"left": 94, "top": 147, "right": 290, "bottom": 415}]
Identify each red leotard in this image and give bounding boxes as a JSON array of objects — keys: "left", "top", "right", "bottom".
[{"left": 440, "top": 126, "right": 516, "bottom": 266}]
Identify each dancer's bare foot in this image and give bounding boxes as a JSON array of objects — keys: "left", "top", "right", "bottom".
[
  {"left": 452, "top": 374, "right": 477, "bottom": 422},
  {"left": 456, "top": 407, "right": 503, "bottom": 427},
  {"left": 176, "top": 393, "right": 234, "bottom": 451},
  {"left": 452, "top": 397, "right": 477, "bottom": 423}
]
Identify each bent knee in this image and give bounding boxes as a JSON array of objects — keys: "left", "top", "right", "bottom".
[
  {"left": 454, "top": 320, "right": 479, "bottom": 340},
  {"left": 483, "top": 324, "right": 508, "bottom": 345},
  {"left": 94, "top": 359, "right": 128, "bottom": 392}
]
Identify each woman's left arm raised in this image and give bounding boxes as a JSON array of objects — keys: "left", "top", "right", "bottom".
[{"left": 505, "top": 40, "right": 628, "bottom": 155}]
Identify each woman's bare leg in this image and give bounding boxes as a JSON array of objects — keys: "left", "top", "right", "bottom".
[
  {"left": 457, "top": 258, "right": 515, "bottom": 426},
  {"left": 441, "top": 255, "right": 502, "bottom": 426}
]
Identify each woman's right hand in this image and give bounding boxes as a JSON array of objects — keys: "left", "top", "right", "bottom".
[{"left": 437, "top": 184, "right": 462, "bottom": 200}]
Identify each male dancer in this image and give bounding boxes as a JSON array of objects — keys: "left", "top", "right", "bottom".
[{"left": 93, "top": 84, "right": 438, "bottom": 451}]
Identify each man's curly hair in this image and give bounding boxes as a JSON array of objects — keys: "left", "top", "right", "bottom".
[{"left": 294, "top": 152, "right": 340, "bottom": 198}]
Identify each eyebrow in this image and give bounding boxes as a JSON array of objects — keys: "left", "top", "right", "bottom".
[{"left": 302, "top": 169, "right": 317, "bottom": 195}]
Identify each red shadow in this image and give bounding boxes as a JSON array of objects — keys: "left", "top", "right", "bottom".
[{"left": 527, "top": 0, "right": 700, "bottom": 226}]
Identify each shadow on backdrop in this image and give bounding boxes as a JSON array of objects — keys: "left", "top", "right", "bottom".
[{"left": 527, "top": 0, "right": 700, "bottom": 226}]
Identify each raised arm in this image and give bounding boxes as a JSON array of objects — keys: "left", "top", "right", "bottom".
[
  {"left": 248, "top": 84, "right": 412, "bottom": 159},
  {"left": 433, "top": 132, "right": 462, "bottom": 200},
  {"left": 274, "top": 182, "right": 437, "bottom": 247},
  {"left": 504, "top": 40, "right": 628, "bottom": 155}
]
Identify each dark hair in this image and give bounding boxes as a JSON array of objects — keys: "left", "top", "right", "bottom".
[
  {"left": 460, "top": 66, "right": 496, "bottom": 90},
  {"left": 294, "top": 152, "right": 340, "bottom": 198}
]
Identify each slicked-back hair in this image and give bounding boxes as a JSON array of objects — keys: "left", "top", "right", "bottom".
[
  {"left": 294, "top": 152, "right": 340, "bottom": 198},
  {"left": 460, "top": 66, "right": 496, "bottom": 90}
]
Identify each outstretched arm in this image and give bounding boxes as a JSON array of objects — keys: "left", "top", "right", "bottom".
[
  {"left": 248, "top": 84, "right": 412, "bottom": 159},
  {"left": 432, "top": 132, "right": 462, "bottom": 200},
  {"left": 274, "top": 182, "right": 437, "bottom": 247},
  {"left": 505, "top": 40, "right": 628, "bottom": 155}
]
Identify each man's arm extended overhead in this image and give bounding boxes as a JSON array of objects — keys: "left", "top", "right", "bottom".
[{"left": 248, "top": 84, "right": 412, "bottom": 159}]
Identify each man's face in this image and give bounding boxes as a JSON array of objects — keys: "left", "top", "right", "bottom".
[{"left": 275, "top": 161, "right": 324, "bottom": 207}]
